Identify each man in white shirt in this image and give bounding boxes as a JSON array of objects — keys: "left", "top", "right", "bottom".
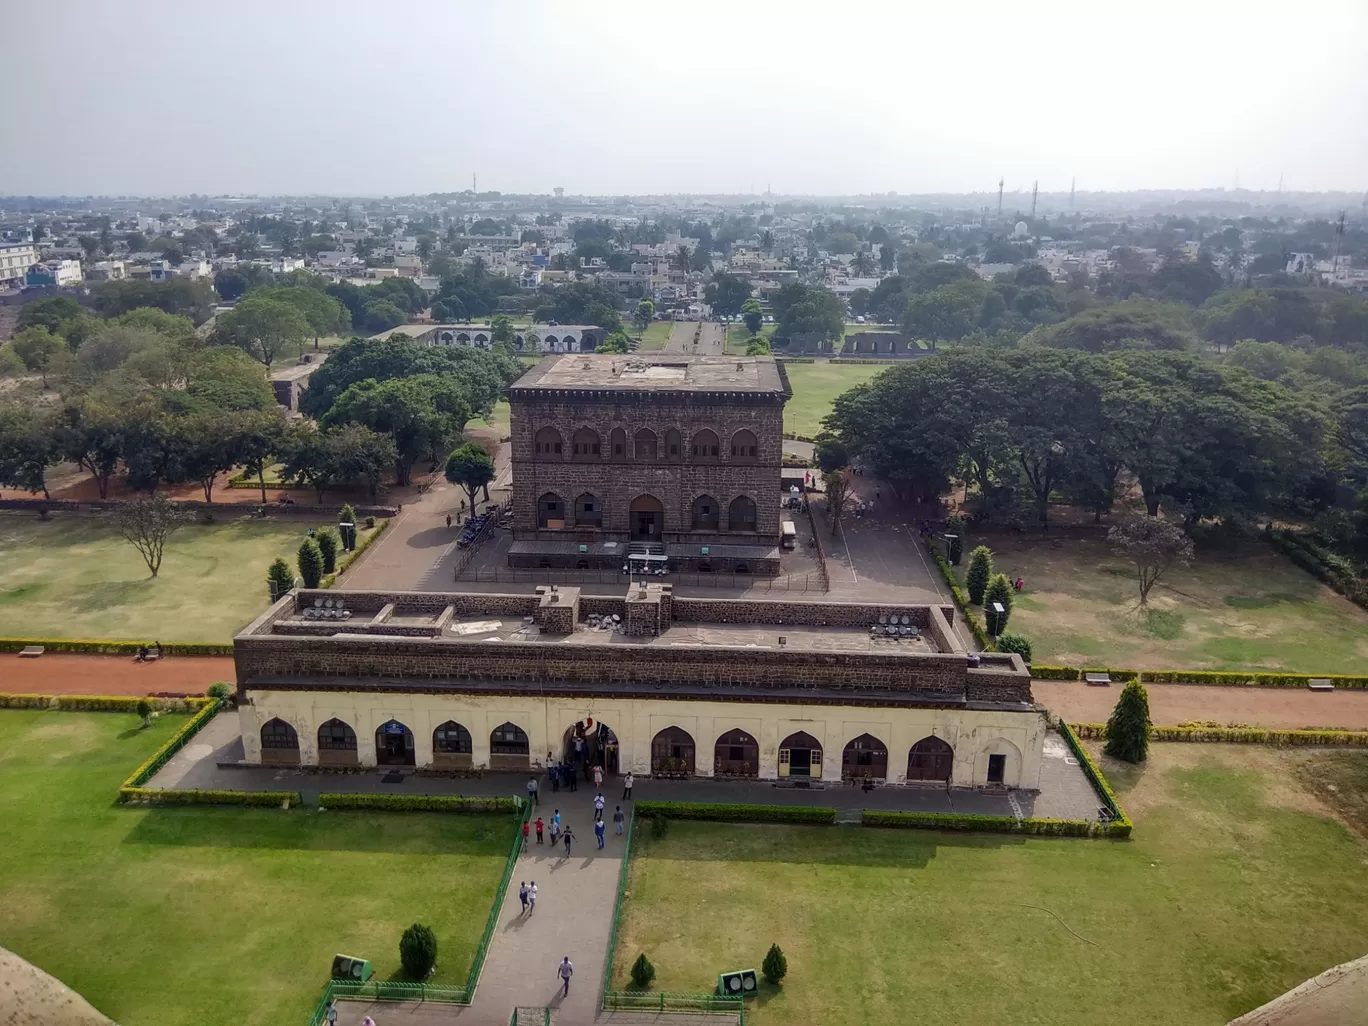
[{"left": 557, "top": 955, "right": 573, "bottom": 996}]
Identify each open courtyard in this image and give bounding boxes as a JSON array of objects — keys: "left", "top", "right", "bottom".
[
  {"left": 778, "top": 360, "right": 886, "bottom": 438},
  {"left": 612, "top": 744, "right": 1368, "bottom": 1026},
  {"left": 0, "top": 516, "right": 378, "bottom": 643},
  {"left": 0, "top": 710, "right": 511, "bottom": 1026},
  {"left": 951, "top": 532, "right": 1368, "bottom": 673}
]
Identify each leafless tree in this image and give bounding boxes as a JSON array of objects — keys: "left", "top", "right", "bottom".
[
  {"left": 117, "top": 493, "right": 188, "bottom": 578},
  {"left": 1107, "top": 513, "right": 1194, "bottom": 606},
  {"left": 823, "top": 470, "right": 851, "bottom": 536}
]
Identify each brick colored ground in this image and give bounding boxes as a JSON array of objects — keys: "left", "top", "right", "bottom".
[
  {"left": 1, "top": 653, "right": 234, "bottom": 696},
  {"left": 1036, "top": 680, "right": 1368, "bottom": 730}
]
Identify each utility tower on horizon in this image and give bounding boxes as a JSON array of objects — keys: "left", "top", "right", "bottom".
[
  {"left": 1031, "top": 180, "right": 1038, "bottom": 220},
  {"left": 1069, "top": 177, "right": 1076, "bottom": 210},
  {"left": 997, "top": 177, "right": 1004, "bottom": 221}
]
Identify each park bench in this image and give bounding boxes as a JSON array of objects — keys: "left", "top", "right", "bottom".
[
  {"left": 1084, "top": 672, "right": 1112, "bottom": 686},
  {"left": 1307, "top": 678, "right": 1335, "bottom": 692},
  {"left": 18, "top": 645, "right": 44, "bottom": 658}
]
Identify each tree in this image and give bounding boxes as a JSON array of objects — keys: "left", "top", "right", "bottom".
[
  {"left": 117, "top": 493, "right": 187, "bottom": 578},
  {"left": 258, "top": 286, "right": 350, "bottom": 349},
  {"left": 323, "top": 376, "right": 471, "bottom": 487},
  {"left": 995, "top": 633, "right": 1032, "bottom": 663},
  {"left": 745, "top": 338, "right": 772, "bottom": 355},
  {"left": 741, "top": 297, "right": 763, "bottom": 336},
  {"left": 363, "top": 300, "right": 407, "bottom": 333},
  {"left": 213, "top": 295, "right": 311, "bottom": 369},
  {"left": 280, "top": 421, "right": 337, "bottom": 503},
  {"left": 399, "top": 923, "right": 437, "bottom": 980},
  {"left": 234, "top": 410, "right": 286, "bottom": 503},
  {"left": 965, "top": 545, "right": 993, "bottom": 605},
  {"left": 1106, "top": 514, "right": 1193, "bottom": 607},
  {"left": 762, "top": 944, "right": 788, "bottom": 985},
  {"left": 297, "top": 537, "right": 325, "bottom": 589},
  {"left": 634, "top": 299, "right": 655, "bottom": 331},
  {"left": 813, "top": 433, "right": 849, "bottom": 474},
  {"left": 0, "top": 406, "right": 60, "bottom": 498},
  {"left": 445, "top": 442, "right": 496, "bottom": 515},
  {"left": 490, "top": 314, "right": 514, "bottom": 345},
  {"left": 1104, "top": 680, "right": 1151, "bottom": 763},
  {"left": 267, "top": 556, "right": 295, "bottom": 598},
  {"left": 214, "top": 265, "right": 273, "bottom": 302},
  {"left": 316, "top": 528, "right": 339, "bottom": 575},
  {"left": 983, "top": 574, "right": 1014, "bottom": 636},
  {"left": 772, "top": 283, "right": 845, "bottom": 342},
  {"left": 136, "top": 698, "right": 154, "bottom": 729},
  {"left": 327, "top": 423, "right": 396, "bottom": 499},
  {"left": 11, "top": 327, "right": 67, "bottom": 387},
  {"left": 823, "top": 469, "right": 850, "bottom": 535},
  {"left": 176, "top": 413, "right": 241, "bottom": 501},
  {"left": 705, "top": 273, "right": 753, "bottom": 318},
  {"left": 902, "top": 282, "right": 986, "bottom": 348},
  {"left": 17, "top": 297, "right": 85, "bottom": 336},
  {"left": 630, "top": 953, "right": 656, "bottom": 990},
  {"left": 595, "top": 331, "right": 630, "bottom": 354},
  {"left": 58, "top": 400, "right": 124, "bottom": 499},
  {"left": 946, "top": 514, "right": 965, "bottom": 565},
  {"left": 78, "top": 235, "right": 100, "bottom": 260}
]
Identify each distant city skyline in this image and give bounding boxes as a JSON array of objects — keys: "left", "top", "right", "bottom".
[{"left": 4, "top": 1, "right": 1366, "bottom": 197}]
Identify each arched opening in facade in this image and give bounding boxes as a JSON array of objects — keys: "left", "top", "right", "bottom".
[
  {"left": 490, "top": 721, "right": 530, "bottom": 771},
  {"left": 728, "top": 495, "right": 758, "bottom": 532},
  {"left": 579, "top": 333, "right": 597, "bottom": 352},
  {"left": 651, "top": 726, "right": 696, "bottom": 776},
  {"left": 563, "top": 719, "right": 619, "bottom": 778},
  {"left": 691, "top": 494, "right": 720, "bottom": 530},
  {"left": 907, "top": 736, "right": 954, "bottom": 782},
  {"left": 629, "top": 494, "right": 664, "bottom": 540},
  {"left": 534, "top": 427, "right": 563, "bottom": 457},
  {"left": 375, "top": 719, "right": 416, "bottom": 767},
  {"left": 714, "top": 728, "right": 759, "bottom": 777},
  {"left": 572, "top": 427, "right": 601, "bottom": 460},
  {"left": 609, "top": 427, "right": 627, "bottom": 458},
  {"left": 433, "top": 720, "right": 473, "bottom": 769},
  {"left": 778, "top": 730, "right": 822, "bottom": 778},
  {"left": 691, "top": 429, "right": 720, "bottom": 461},
  {"left": 317, "top": 718, "right": 358, "bottom": 767},
  {"left": 537, "top": 492, "right": 566, "bottom": 529},
  {"left": 574, "top": 492, "right": 602, "bottom": 528},
  {"left": 730, "top": 429, "right": 758, "bottom": 462},
  {"left": 456, "top": 332, "right": 470, "bottom": 344},
  {"left": 474, "top": 333, "right": 489, "bottom": 347},
  {"left": 664, "top": 428, "right": 682, "bottom": 461},
  {"left": 259, "top": 718, "right": 300, "bottom": 767},
  {"left": 438, "top": 331, "right": 454, "bottom": 344},
  {"left": 978, "top": 738, "right": 1021, "bottom": 786},
  {"left": 543, "top": 334, "right": 559, "bottom": 351},
  {"left": 842, "top": 733, "right": 888, "bottom": 780},
  {"left": 634, "top": 429, "right": 657, "bottom": 461}
]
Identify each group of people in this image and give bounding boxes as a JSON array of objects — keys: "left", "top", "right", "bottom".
[{"left": 521, "top": 769, "right": 634, "bottom": 856}]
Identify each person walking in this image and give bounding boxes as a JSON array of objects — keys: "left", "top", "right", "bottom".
[
  {"left": 550, "top": 761, "right": 561, "bottom": 793},
  {"left": 325, "top": 1000, "right": 338, "bottom": 1026},
  {"left": 613, "top": 805, "right": 625, "bottom": 835},
  {"left": 593, "top": 763, "right": 604, "bottom": 790},
  {"left": 528, "top": 880, "right": 537, "bottom": 914},
  {"left": 519, "top": 881, "right": 529, "bottom": 914},
  {"left": 521, "top": 818, "right": 530, "bottom": 851},
  {"left": 593, "top": 792, "right": 605, "bottom": 817},
  {"left": 552, "top": 808, "right": 561, "bottom": 831},
  {"left": 445, "top": 513, "right": 452, "bottom": 529},
  {"left": 557, "top": 956, "right": 573, "bottom": 997},
  {"left": 568, "top": 761, "right": 578, "bottom": 792},
  {"left": 527, "top": 774, "right": 540, "bottom": 806},
  {"left": 562, "top": 825, "right": 575, "bottom": 857},
  {"left": 621, "top": 771, "right": 634, "bottom": 800},
  {"left": 549, "top": 818, "right": 560, "bottom": 846},
  {"left": 534, "top": 816, "right": 545, "bottom": 844},
  {"left": 594, "top": 816, "right": 606, "bottom": 849}
]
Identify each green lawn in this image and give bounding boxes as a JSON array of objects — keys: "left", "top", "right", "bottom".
[
  {"left": 466, "top": 399, "right": 511, "bottom": 439},
  {"left": 952, "top": 533, "right": 1368, "bottom": 673},
  {"left": 725, "top": 324, "right": 775, "bottom": 355},
  {"left": 634, "top": 321, "right": 674, "bottom": 350},
  {"left": 0, "top": 517, "right": 375, "bottom": 642},
  {"left": 0, "top": 711, "right": 511, "bottom": 1026},
  {"left": 614, "top": 744, "right": 1368, "bottom": 1026},
  {"left": 778, "top": 361, "right": 887, "bottom": 437}
]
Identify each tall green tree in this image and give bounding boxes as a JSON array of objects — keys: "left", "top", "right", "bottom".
[
  {"left": 965, "top": 546, "right": 994, "bottom": 605},
  {"left": 1104, "top": 680, "right": 1151, "bottom": 763},
  {"left": 212, "top": 295, "right": 311, "bottom": 369},
  {"left": 444, "top": 442, "right": 496, "bottom": 516},
  {"left": 741, "top": 297, "right": 763, "bottom": 336}
]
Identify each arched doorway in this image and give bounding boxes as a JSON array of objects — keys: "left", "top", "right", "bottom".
[
  {"left": 651, "top": 726, "right": 695, "bottom": 777},
  {"left": 260, "top": 718, "right": 300, "bottom": 767},
  {"left": 778, "top": 731, "right": 822, "bottom": 778},
  {"left": 728, "top": 495, "right": 757, "bottom": 532},
  {"left": 317, "top": 718, "right": 358, "bottom": 767},
  {"left": 563, "top": 718, "right": 619, "bottom": 778},
  {"left": 538, "top": 492, "right": 566, "bottom": 529},
  {"left": 375, "top": 720, "right": 415, "bottom": 767},
  {"left": 433, "top": 720, "right": 473, "bottom": 770},
  {"left": 907, "top": 736, "right": 954, "bottom": 782},
  {"left": 629, "top": 495, "right": 664, "bottom": 541},
  {"left": 490, "top": 722, "right": 530, "bottom": 771},
  {"left": 842, "top": 733, "right": 888, "bottom": 780},
  {"left": 714, "top": 729, "right": 758, "bottom": 777}
]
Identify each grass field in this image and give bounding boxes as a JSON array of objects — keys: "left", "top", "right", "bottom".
[
  {"left": 0, "top": 517, "right": 376, "bottom": 642},
  {"left": 778, "top": 361, "right": 887, "bottom": 437},
  {"left": 466, "top": 399, "right": 511, "bottom": 439},
  {"left": 952, "top": 533, "right": 1368, "bottom": 673},
  {"left": 613, "top": 744, "right": 1368, "bottom": 1026},
  {"left": 0, "top": 710, "right": 510, "bottom": 1026},
  {"left": 725, "top": 324, "right": 775, "bottom": 355},
  {"left": 634, "top": 321, "right": 674, "bottom": 350}
]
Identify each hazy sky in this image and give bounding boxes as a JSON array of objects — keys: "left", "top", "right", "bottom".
[{"left": 5, "top": 1, "right": 1366, "bottom": 197}]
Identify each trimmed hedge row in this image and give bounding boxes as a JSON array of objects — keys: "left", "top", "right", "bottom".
[
  {"left": 0, "top": 638, "right": 234, "bottom": 656},
  {"left": 1, "top": 693, "right": 214, "bottom": 712},
  {"left": 923, "top": 540, "right": 994, "bottom": 650},
  {"left": 634, "top": 801, "right": 836, "bottom": 824},
  {"left": 1033, "top": 666, "right": 1368, "bottom": 689},
  {"left": 318, "top": 793, "right": 519, "bottom": 813},
  {"left": 322, "top": 517, "right": 389, "bottom": 588},
  {"left": 118, "top": 700, "right": 224, "bottom": 797},
  {"left": 862, "top": 810, "right": 1125, "bottom": 837},
  {"left": 1072, "top": 722, "right": 1368, "bottom": 747},
  {"left": 120, "top": 787, "right": 301, "bottom": 807},
  {"left": 1057, "top": 720, "right": 1133, "bottom": 837}
]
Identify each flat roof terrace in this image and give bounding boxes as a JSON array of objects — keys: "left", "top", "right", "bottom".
[{"left": 509, "top": 354, "right": 789, "bottom": 400}]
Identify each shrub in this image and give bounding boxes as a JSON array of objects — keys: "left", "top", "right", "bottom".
[
  {"left": 634, "top": 801, "right": 836, "bottom": 824},
  {"left": 945, "top": 514, "right": 965, "bottom": 565},
  {"left": 365, "top": 515, "right": 376, "bottom": 529},
  {"left": 316, "top": 529, "right": 339, "bottom": 574},
  {"left": 1030, "top": 665, "right": 1080, "bottom": 680},
  {"left": 1072, "top": 722, "right": 1368, "bottom": 747},
  {"left": 996, "top": 633, "right": 1032, "bottom": 664},
  {"left": 339, "top": 503, "right": 356, "bottom": 525},
  {"left": 1056, "top": 720, "right": 1133, "bottom": 836},
  {"left": 1105, "top": 680, "right": 1151, "bottom": 763},
  {"left": 119, "top": 787, "right": 299, "bottom": 806},
  {"left": 965, "top": 545, "right": 993, "bottom": 605},
  {"left": 318, "top": 793, "right": 516, "bottom": 813},
  {"left": 762, "top": 944, "right": 788, "bottom": 984},
  {"left": 983, "top": 573, "right": 1014, "bottom": 635},
  {"left": 206, "top": 681, "right": 233, "bottom": 701},
  {"left": 630, "top": 953, "right": 656, "bottom": 989},
  {"left": 860, "top": 810, "right": 1127, "bottom": 836},
  {"left": 297, "top": 537, "right": 324, "bottom": 589},
  {"left": 651, "top": 814, "right": 670, "bottom": 839},
  {"left": 400, "top": 923, "right": 438, "bottom": 979},
  {"left": 267, "top": 557, "right": 294, "bottom": 598},
  {"left": 135, "top": 698, "right": 153, "bottom": 727}
]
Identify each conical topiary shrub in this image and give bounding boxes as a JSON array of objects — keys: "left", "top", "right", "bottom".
[
  {"left": 1104, "top": 680, "right": 1151, "bottom": 763},
  {"left": 399, "top": 923, "right": 437, "bottom": 979},
  {"left": 983, "top": 573, "right": 1014, "bottom": 635},
  {"left": 297, "top": 538, "right": 324, "bottom": 589},
  {"left": 762, "top": 943, "right": 788, "bottom": 985},
  {"left": 630, "top": 952, "right": 656, "bottom": 989},
  {"left": 966, "top": 545, "right": 993, "bottom": 605}
]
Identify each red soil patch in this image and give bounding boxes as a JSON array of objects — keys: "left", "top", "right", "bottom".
[
  {"left": 2, "top": 653, "right": 235, "bottom": 697},
  {"left": 1037, "top": 680, "right": 1368, "bottom": 730}
]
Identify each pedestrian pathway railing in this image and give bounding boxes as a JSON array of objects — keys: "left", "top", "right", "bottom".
[
  {"left": 306, "top": 981, "right": 469, "bottom": 1025},
  {"left": 600, "top": 808, "right": 745, "bottom": 1024},
  {"left": 465, "top": 797, "right": 533, "bottom": 996}
]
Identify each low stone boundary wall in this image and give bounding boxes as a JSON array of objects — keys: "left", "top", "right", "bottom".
[{"left": 0, "top": 498, "right": 399, "bottom": 519}]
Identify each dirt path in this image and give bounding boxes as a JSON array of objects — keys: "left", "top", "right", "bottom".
[
  {"left": 1037, "top": 680, "right": 1368, "bottom": 730},
  {"left": 2, "top": 654, "right": 234, "bottom": 696}
]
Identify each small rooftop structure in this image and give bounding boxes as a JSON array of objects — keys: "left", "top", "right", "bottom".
[{"left": 510, "top": 354, "right": 788, "bottom": 401}]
